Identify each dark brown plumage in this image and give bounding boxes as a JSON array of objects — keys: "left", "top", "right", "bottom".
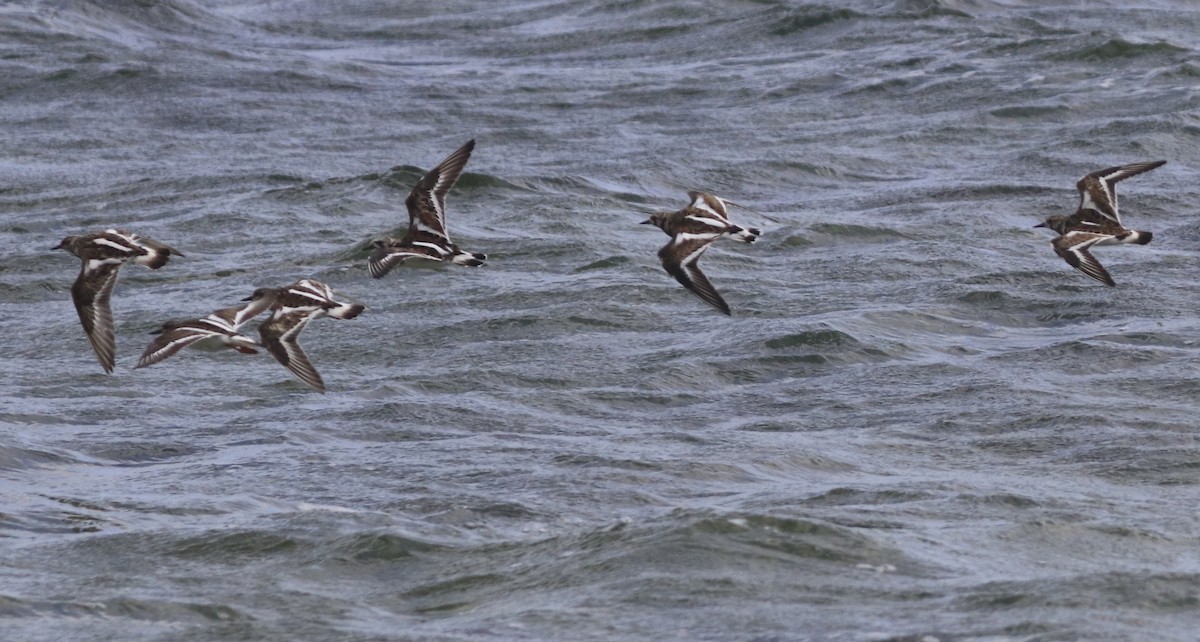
[
  {"left": 1035, "top": 161, "right": 1164, "bottom": 286},
  {"left": 53, "top": 229, "right": 183, "bottom": 372},
  {"left": 642, "top": 191, "right": 761, "bottom": 315},
  {"left": 369, "top": 139, "right": 487, "bottom": 278}
]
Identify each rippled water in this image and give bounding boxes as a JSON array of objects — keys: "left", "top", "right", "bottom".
[{"left": 3, "top": 1, "right": 1200, "bottom": 640}]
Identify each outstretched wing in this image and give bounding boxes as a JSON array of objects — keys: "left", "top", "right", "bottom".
[
  {"left": 259, "top": 310, "right": 325, "bottom": 392},
  {"left": 368, "top": 243, "right": 433, "bottom": 278},
  {"left": 71, "top": 261, "right": 123, "bottom": 373},
  {"left": 209, "top": 297, "right": 274, "bottom": 330},
  {"left": 134, "top": 326, "right": 217, "bottom": 369},
  {"left": 405, "top": 139, "right": 475, "bottom": 244},
  {"left": 685, "top": 191, "right": 732, "bottom": 225},
  {"left": 1076, "top": 160, "right": 1166, "bottom": 224},
  {"left": 100, "top": 229, "right": 182, "bottom": 269},
  {"left": 1052, "top": 231, "right": 1116, "bottom": 286},
  {"left": 659, "top": 235, "right": 731, "bottom": 315}
]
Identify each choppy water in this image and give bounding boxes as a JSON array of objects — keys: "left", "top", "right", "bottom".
[{"left": 3, "top": 1, "right": 1200, "bottom": 640}]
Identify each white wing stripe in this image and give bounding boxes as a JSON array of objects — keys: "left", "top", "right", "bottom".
[
  {"left": 684, "top": 214, "right": 728, "bottom": 228},
  {"left": 680, "top": 244, "right": 712, "bottom": 268},
  {"left": 92, "top": 238, "right": 135, "bottom": 252},
  {"left": 673, "top": 232, "right": 722, "bottom": 245},
  {"left": 414, "top": 220, "right": 448, "bottom": 238},
  {"left": 286, "top": 287, "right": 329, "bottom": 303},
  {"left": 85, "top": 258, "right": 124, "bottom": 273},
  {"left": 198, "top": 317, "right": 238, "bottom": 332},
  {"left": 411, "top": 241, "right": 450, "bottom": 255}
]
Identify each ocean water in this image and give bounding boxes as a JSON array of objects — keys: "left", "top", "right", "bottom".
[{"left": 3, "top": 0, "right": 1200, "bottom": 640}]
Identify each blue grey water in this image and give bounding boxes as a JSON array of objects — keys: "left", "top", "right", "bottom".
[{"left": 2, "top": 1, "right": 1200, "bottom": 640}]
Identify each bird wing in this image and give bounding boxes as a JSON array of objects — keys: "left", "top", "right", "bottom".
[
  {"left": 1076, "top": 160, "right": 1166, "bottom": 224},
  {"left": 134, "top": 325, "right": 219, "bottom": 369},
  {"left": 659, "top": 234, "right": 731, "bottom": 315},
  {"left": 210, "top": 297, "right": 275, "bottom": 330},
  {"left": 686, "top": 191, "right": 732, "bottom": 225},
  {"left": 368, "top": 244, "right": 435, "bottom": 278},
  {"left": 259, "top": 310, "right": 325, "bottom": 392},
  {"left": 71, "top": 261, "right": 123, "bottom": 373},
  {"left": 1052, "top": 231, "right": 1116, "bottom": 286},
  {"left": 404, "top": 139, "right": 475, "bottom": 244}
]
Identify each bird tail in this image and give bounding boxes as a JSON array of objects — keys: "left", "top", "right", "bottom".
[
  {"left": 727, "top": 226, "right": 761, "bottom": 244},
  {"left": 452, "top": 250, "right": 486, "bottom": 266},
  {"left": 132, "top": 245, "right": 177, "bottom": 269},
  {"left": 329, "top": 303, "right": 365, "bottom": 320},
  {"left": 1119, "top": 230, "right": 1153, "bottom": 245}
]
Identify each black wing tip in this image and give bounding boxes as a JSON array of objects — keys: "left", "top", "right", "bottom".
[
  {"left": 295, "top": 371, "right": 326, "bottom": 393},
  {"left": 1126, "top": 159, "right": 1167, "bottom": 175},
  {"left": 368, "top": 261, "right": 393, "bottom": 279},
  {"left": 664, "top": 264, "right": 732, "bottom": 316},
  {"left": 367, "top": 250, "right": 393, "bottom": 278},
  {"left": 443, "top": 139, "right": 476, "bottom": 163},
  {"left": 132, "top": 350, "right": 154, "bottom": 369},
  {"left": 704, "top": 291, "right": 733, "bottom": 315},
  {"left": 289, "top": 374, "right": 326, "bottom": 393},
  {"left": 88, "top": 338, "right": 116, "bottom": 373},
  {"left": 1095, "top": 159, "right": 1168, "bottom": 178},
  {"left": 92, "top": 351, "right": 115, "bottom": 373},
  {"left": 1078, "top": 263, "right": 1116, "bottom": 287},
  {"left": 280, "top": 371, "right": 326, "bottom": 393}
]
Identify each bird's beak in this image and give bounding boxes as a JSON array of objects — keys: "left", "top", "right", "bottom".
[
  {"left": 640, "top": 219, "right": 652, "bottom": 225},
  {"left": 241, "top": 295, "right": 254, "bottom": 301},
  {"left": 1033, "top": 223, "right": 1045, "bottom": 228}
]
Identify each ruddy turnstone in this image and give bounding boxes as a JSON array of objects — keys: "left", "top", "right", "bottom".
[
  {"left": 1036, "top": 160, "right": 1165, "bottom": 286},
  {"left": 53, "top": 229, "right": 184, "bottom": 373},
  {"left": 256, "top": 279, "right": 364, "bottom": 393},
  {"left": 133, "top": 288, "right": 279, "bottom": 369},
  {"left": 368, "top": 139, "right": 487, "bottom": 278},
  {"left": 642, "top": 191, "right": 761, "bottom": 315}
]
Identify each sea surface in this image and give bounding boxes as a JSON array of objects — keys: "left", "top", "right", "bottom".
[{"left": 3, "top": 1, "right": 1200, "bottom": 640}]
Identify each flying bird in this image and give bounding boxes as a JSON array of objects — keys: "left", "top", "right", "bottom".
[
  {"left": 369, "top": 139, "right": 487, "bottom": 278},
  {"left": 133, "top": 288, "right": 279, "bottom": 369},
  {"left": 53, "top": 229, "right": 183, "bottom": 372},
  {"left": 642, "top": 191, "right": 761, "bottom": 315},
  {"left": 256, "top": 279, "right": 364, "bottom": 392},
  {"left": 1035, "top": 160, "right": 1165, "bottom": 286}
]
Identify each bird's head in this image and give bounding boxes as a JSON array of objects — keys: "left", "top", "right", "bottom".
[
  {"left": 641, "top": 212, "right": 670, "bottom": 230},
  {"left": 1035, "top": 215, "right": 1070, "bottom": 234},
  {"left": 242, "top": 287, "right": 278, "bottom": 302}
]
